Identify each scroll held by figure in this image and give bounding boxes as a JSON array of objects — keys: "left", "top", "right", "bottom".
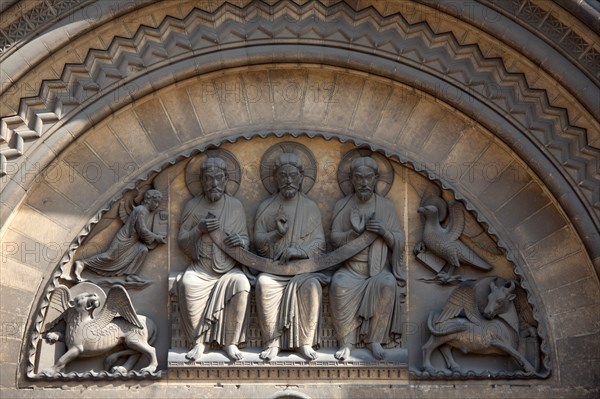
[
  {"left": 27, "top": 137, "right": 552, "bottom": 382},
  {"left": 175, "top": 156, "right": 251, "bottom": 362},
  {"left": 329, "top": 155, "right": 406, "bottom": 362},
  {"left": 254, "top": 150, "right": 330, "bottom": 362},
  {"left": 62, "top": 189, "right": 167, "bottom": 288}
]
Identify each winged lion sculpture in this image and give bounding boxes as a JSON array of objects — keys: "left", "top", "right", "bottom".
[{"left": 42, "top": 284, "right": 158, "bottom": 376}]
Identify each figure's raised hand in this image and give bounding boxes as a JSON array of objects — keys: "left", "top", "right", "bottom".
[
  {"left": 205, "top": 217, "right": 220, "bottom": 232},
  {"left": 197, "top": 212, "right": 220, "bottom": 233},
  {"left": 350, "top": 205, "right": 365, "bottom": 233},
  {"left": 224, "top": 232, "right": 244, "bottom": 248},
  {"left": 278, "top": 247, "right": 305, "bottom": 264},
  {"left": 275, "top": 205, "right": 289, "bottom": 236},
  {"left": 366, "top": 213, "right": 386, "bottom": 236}
]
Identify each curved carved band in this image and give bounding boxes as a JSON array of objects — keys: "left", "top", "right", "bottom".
[{"left": 209, "top": 228, "right": 378, "bottom": 276}]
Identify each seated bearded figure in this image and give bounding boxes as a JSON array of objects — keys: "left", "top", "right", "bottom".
[
  {"left": 254, "top": 153, "right": 329, "bottom": 361},
  {"left": 329, "top": 156, "right": 405, "bottom": 361},
  {"left": 177, "top": 157, "right": 251, "bottom": 361}
]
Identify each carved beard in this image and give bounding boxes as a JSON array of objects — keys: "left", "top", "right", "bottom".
[
  {"left": 206, "top": 190, "right": 224, "bottom": 202},
  {"left": 356, "top": 189, "right": 373, "bottom": 202},
  {"left": 280, "top": 186, "right": 298, "bottom": 199}
]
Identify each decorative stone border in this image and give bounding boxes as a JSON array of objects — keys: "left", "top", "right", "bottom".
[{"left": 1, "top": 0, "right": 597, "bottom": 233}]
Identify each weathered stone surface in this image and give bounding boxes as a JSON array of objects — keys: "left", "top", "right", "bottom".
[
  {"left": 551, "top": 303, "right": 600, "bottom": 340},
  {"left": 512, "top": 204, "right": 567, "bottom": 245},
  {"left": 133, "top": 98, "right": 181, "bottom": 152},
  {"left": 534, "top": 251, "right": 591, "bottom": 292},
  {"left": 543, "top": 278, "right": 599, "bottom": 315},
  {"left": 0, "top": 362, "right": 17, "bottom": 389},
  {"left": 1, "top": 0, "right": 599, "bottom": 394}
]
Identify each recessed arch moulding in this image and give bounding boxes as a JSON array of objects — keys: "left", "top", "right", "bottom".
[
  {"left": 0, "top": 0, "right": 598, "bottom": 393},
  {"left": 17, "top": 64, "right": 595, "bottom": 383},
  {"left": 2, "top": 1, "right": 597, "bottom": 267}
]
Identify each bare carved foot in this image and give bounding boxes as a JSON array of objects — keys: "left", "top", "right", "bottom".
[
  {"left": 367, "top": 342, "right": 386, "bottom": 360},
  {"left": 298, "top": 345, "right": 318, "bottom": 361},
  {"left": 259, "top": 346, "right": 279, "bottom": 362},
  {"left": 185, "top": 342, "right": 205, "bottom": 361},
  {"left": 335, "top": 344, "right": 352, "bottom": 361},
  {"left": 73, "top": 261, "right": 87, "bottom": 282},
  {"left": 224, "top": 344, "right": 243, "bottom": 361}
]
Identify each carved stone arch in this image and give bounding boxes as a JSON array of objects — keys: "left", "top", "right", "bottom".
[
  {"left": 15, "top": 64, "right": 575, "bottom": 383},
  {"left": 1, "top": 0, "right": 599, "bottom": 396},
  {"left": 1, "top": 1, "right": 597, "bottom": 263}
]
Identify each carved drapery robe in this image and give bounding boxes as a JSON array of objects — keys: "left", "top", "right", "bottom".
[
  {"left": 79, "top": 205, "right": 161, "bottom": 276},
  {"left": 177, "top": 194, "right": 250, "bottom": 347},
  {"left": 254, "top": 193, "right": 329, "bottom": 349},
  {"left": 330, "top": 193, "right": 405, "bottom": 345}
]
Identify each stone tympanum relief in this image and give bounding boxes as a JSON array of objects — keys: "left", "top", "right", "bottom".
[
  {"left": 174, "top": 155, "right": 251, "bottom": 362},
  {"left": 420, "top": 276, "right": 539, "bottom": 377},
  {"left": 253, "top": 148, "right": 329, "bottom": 362},
  {"left": 60, "top": 188, "right": 168, "bottom": 289},
  {"left": 329, "top": 154, "right": 405, "bottom": 362},
  {"left": 414, "top": 195, "right": 500, "bottom": 285},
  {"left": 40, "top": 283, "right": 159, "bottom": 378},
  {"left": 27, "top": 136, "right": 549, "bottom": 381}
]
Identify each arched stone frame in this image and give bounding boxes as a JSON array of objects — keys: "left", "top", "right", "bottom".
[
  {"left": 1, "top": 0, "right": 598, "bottom": 395},
  {"left": 2, "top": 1, "right": 598, "bottom": 255},
  {"left": 7, "top": 62, "right": 590, "bottom": 384}
]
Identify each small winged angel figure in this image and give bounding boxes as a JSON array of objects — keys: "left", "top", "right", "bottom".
[
  {"left": 61, "top": 188, "right": 167, "bottom": 287},
  {"left": 41, "top": 284, "right": 158, "bottom": 376}
]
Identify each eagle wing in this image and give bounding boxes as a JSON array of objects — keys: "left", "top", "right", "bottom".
[
  {"left": 94, "top": 285, "right": 143, "bottom": 330},
  {"left": 445, "top": 201, "right": 465, "bottom": 242}
]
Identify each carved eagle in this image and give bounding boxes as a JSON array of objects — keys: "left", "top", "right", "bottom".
[{"left": 416, "top": 196, "right": 497, "bottom": 279}]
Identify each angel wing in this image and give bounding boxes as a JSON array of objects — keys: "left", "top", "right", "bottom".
[
  {"left": 118, "top": 200, "right": 130, "bottom": 224},
  {"left": 434, "top": 280, "right": 482, "bottom": 325},
  {"left": 118, "top": 186, "right": 151, "bottom": 224},
  {"left": 93, "top": 285, "right": 143, "bottom": 330}
]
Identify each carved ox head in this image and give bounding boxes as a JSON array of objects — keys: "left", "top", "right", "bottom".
[{"left": 483, "top": 280, "right": 517, "bottom": 319}]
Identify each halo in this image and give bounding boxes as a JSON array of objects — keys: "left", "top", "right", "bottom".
[
  {"left": 260, "top": 142, "right": 317, "bottom": 195},
  {"left": 69, "top": 282, "right": 107, "bottom": 319},
  {"left": 420, "top": 195, "right": 448, "bottom": 222},
  {"left": 337, "top": 149, "right": 394, "bottom": 197},
  {"left": 185, "top": 149, "right": 241, "bottom": 197}
]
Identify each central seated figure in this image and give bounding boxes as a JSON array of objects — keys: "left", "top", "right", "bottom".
[{"left": 253, "top": 152, "right": 330, "bottom": 361}]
